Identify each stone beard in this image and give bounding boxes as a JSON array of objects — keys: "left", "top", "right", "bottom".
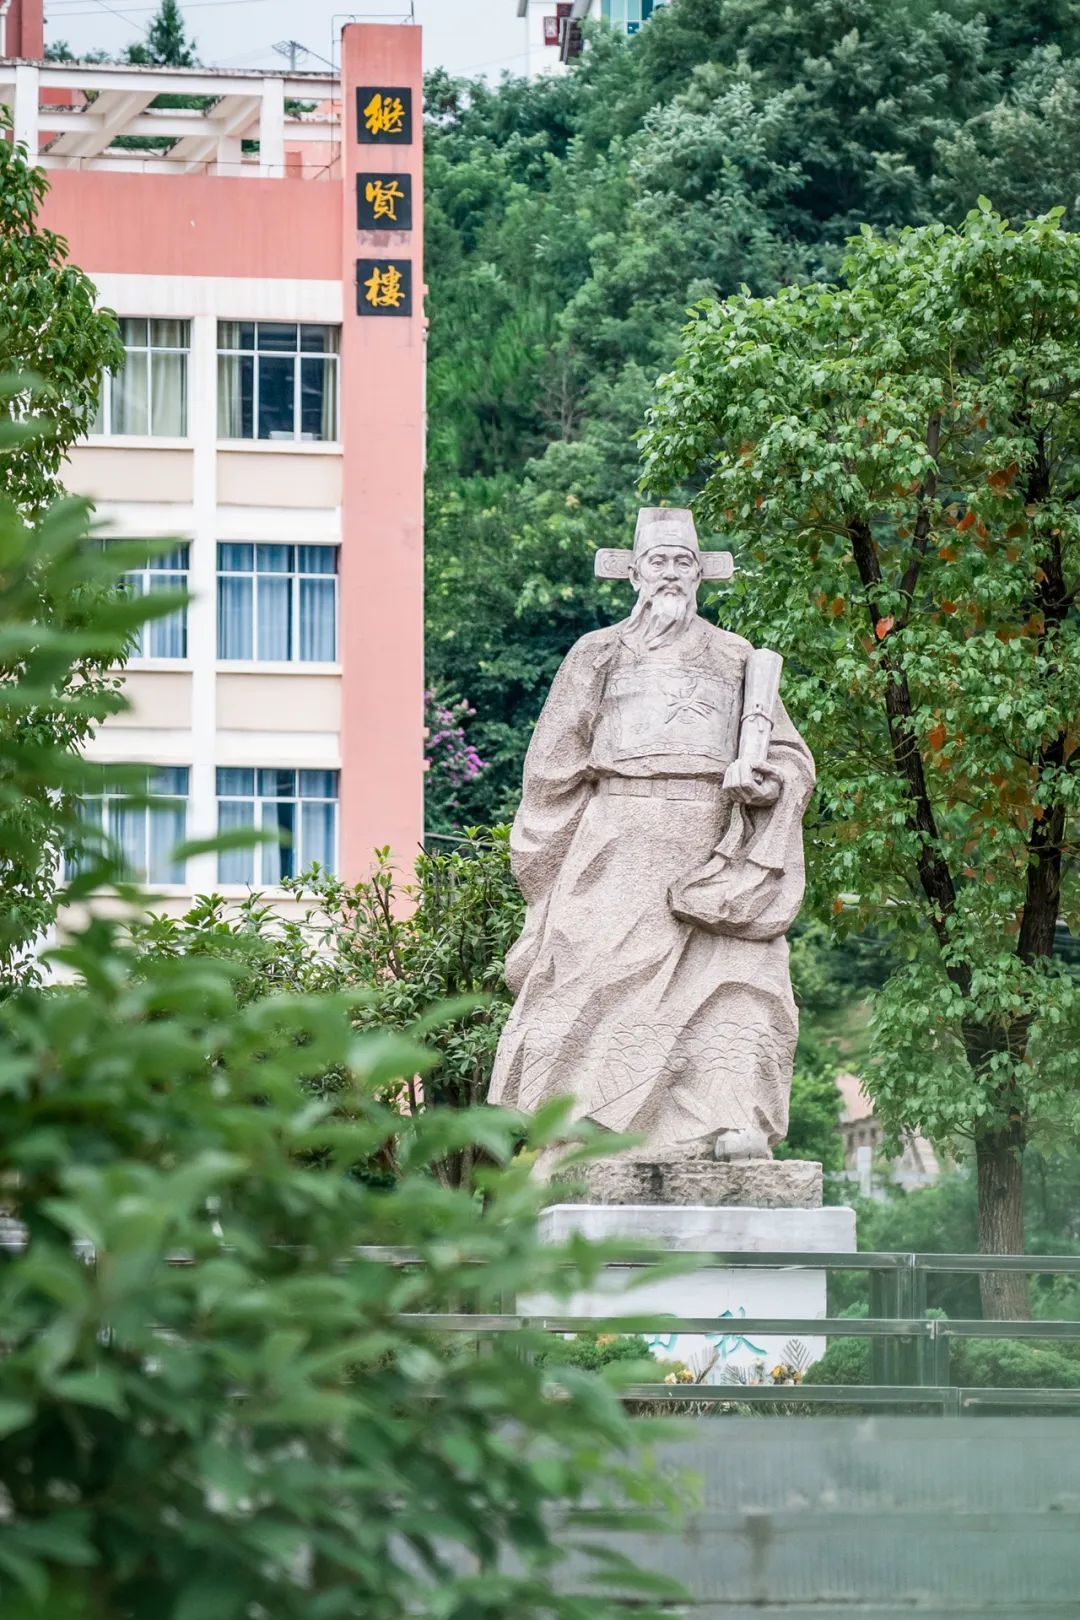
[{"left": 487, "top": 511, "right": 815, "bottom": 1162}]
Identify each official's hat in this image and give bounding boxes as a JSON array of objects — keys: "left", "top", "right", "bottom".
[{"left": 594, "top": 507, "right": 734, "bottom": 581}]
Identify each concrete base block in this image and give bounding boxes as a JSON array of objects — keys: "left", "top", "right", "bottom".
[{"left": 531, "top": 1200, "right": 857, "bottom": 1379}]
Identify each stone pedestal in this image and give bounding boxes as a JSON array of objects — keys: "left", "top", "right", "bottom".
[
  {"left": 549, "top": 1155, "right": 823, "bottom": 1209},
  {"left": 529, "top": 1163, "right": 856, "bottom": 1381}
]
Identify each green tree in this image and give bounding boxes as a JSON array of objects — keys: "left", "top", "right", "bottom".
[
  {"left": 642, "top": 205, "right": 1080, "bottom": 1316},
  {"left": 0, "top": 129, "right": 127, "bottom": 978},
  {"left": 424, "top": 0, "right": 1080, "bottom": 830},
  {"left": 0, "top": 121, "right": 121, "bottom": 511},
  {"left": 125, "top": 0, "right": 197, "bottom": 67}
]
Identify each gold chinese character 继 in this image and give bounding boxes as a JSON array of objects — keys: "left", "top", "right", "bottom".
[
  {"left": 363, "top": 264, "right": 406, "bottom": 309},
  {"left": 363, "top": 92, "right": 405, "bottom": 137},
  {"left": 365, "top": 178, "right": 405, "bottom": 223}
]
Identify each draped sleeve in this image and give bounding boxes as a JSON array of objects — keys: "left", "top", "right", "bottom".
[{"left": 509, "top": 628, "right": 615, "bottom": 905}]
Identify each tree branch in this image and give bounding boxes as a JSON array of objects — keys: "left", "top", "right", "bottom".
[
  {"left": 848, "top": 514, "right": 971, "bottom": 998},
  {"left": 1017, "top": 437, "right": 1069, "bottom": 966},
  {"left": 896, "top": 413, "right": 942, "bottom": 617}
]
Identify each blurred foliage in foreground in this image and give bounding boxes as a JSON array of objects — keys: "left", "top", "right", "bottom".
[{"left": 0, "top": 433, "right": 682, "bottom": 1618}]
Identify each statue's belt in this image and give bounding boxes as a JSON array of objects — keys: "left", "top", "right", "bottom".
[{"left": 596, "top": 775, "right": 725, "bottom": 803}]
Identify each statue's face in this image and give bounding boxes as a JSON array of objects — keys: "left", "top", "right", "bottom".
[{"left": 630, "top": 544, "right": 702, "bottom": 604}]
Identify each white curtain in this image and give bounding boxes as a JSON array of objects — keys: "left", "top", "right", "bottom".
[
  {"left": 217, "top": 353, "right": 245, "bottom": 438},
  {"left": 112, "top": 351, "right": 149, "bottom": 435},
  {"left": 151, "top": 351, "right": 187, "bottom": 436}
]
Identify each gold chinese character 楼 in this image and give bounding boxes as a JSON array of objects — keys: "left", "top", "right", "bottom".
[
  {"left": 364, "top": 264, "right": 406, "bottom": 309},
  {"left": 363, "top": 92, "right": 405, "bottom": 137},
  {"left": 365, "top": 178, "right": 405, "bottom": 223}
]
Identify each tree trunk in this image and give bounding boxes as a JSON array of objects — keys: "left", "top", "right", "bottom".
[{"left": 975, "top": 1126, "right": 1030, "bottom": 1319}]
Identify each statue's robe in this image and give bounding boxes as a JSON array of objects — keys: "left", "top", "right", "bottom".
[{"left": 488, "top": 614, "right": 815, "bottom": 1149}]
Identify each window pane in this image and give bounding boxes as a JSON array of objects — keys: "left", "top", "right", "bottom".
[
  {"left": 301, "top": 799, "right": 335, "bottom": 872},
  {"left": 148, "top": 601, "right": 187, "bottom": 659},
  {"left": 257, "top": 322, "right": 299, "bottom": 352},
  {"left": 300, "top": 324, "right": 338, "bottom": 354},
  {"left": 218, "top": 796, "right": 255, "bottom": 885},
  {"left": 217, "top": 767, "right": 254, "bottom": 795},
  {"left": 112, "top": 800, "right": 146, "bottom": 879},
  {"left": 259, "top": 768, "right": 297, "bottom": 798},
  {"left": 151, "top": 318, "right": 189, "bottom": 348},
  {"left": 299, "top": 769, "right": 337, "bottom": 798},
  {"left": 219, "top": 543, "right": 253, "bottom": 572},
  {"left": 297, "top": 546, "right": 336, "bottom": 575},
  {"left": 152, "top": 767, "right": 189, "bottom": 795},
  {"left": 218, "top": 320, "right": 254, "bottom": 351},
  {"left": 256, "top": 575, "right": 291, "bottom": 660},
  {"left": 255, "top": 544, "right": 291, "bottom": 573},
  {"left": 218, "top": 574, "right": 253, "bottom": 659},
  {"left": 298, "top": 577, "right": 335, "bottom": 661},
  {"left": 149, "top": 799, "right": 187, "bottom": 883},
  {"left": 218, "top": 353, "right": 253, "bottom": 438},
  {"left": 257, "top": 355, "right": 295, "bottom": 439},
  {"left": 261, "top": 797, "right": 295, "bottom": 883},
  {"left": 158, "top": 545, "right": 189, "bottom": 573},
  {"left": 151, "top": 350, "right": 187, "bottom": 436},
  {"left": 300, "top": 357, "right": 336, "bottom": 440},
  {"left": 119, "top": 317, "right": 149, "bottom": 347},
  {"left": 112, "top": 350, "right": 149, "bottom": 434}
]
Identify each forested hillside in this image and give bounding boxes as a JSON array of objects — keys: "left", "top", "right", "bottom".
[{"left": 424, "top": 0, "right": 1080, "bottom": 826}]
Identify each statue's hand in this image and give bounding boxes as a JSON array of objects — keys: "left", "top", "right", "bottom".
[{"left": 723, "top": 759, "right": 781, "bottom": 806}]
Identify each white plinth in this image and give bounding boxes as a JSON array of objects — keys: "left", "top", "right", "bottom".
[{"left": 529, "top": 1202, "right": 857, "bottom": 1380}]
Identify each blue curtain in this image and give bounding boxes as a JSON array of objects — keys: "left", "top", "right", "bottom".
[
  {"left": 218, "top": 797, "right": 255, "bottom": 885},
  {"left": 257, "top": 576, "right": 291, "bottom": 660},
  {"left": 149, "top": 800, "right": 187, "bottom": 883},
  {"left": 298, "top": 578, "right": 335, "bottom": 660},
  {"left": 301, "top": 799, "right": 335, "bottom": 870},
  {"left": 218, "top": 574, "right": 253, "bottom": 659}
]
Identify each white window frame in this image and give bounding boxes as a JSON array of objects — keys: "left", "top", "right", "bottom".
[
  {"left": 77, "top": 768, "right": 190, "bottom": 886},
  {"left": 92, "top": 318, "right": 190, "bottom": 439},
  {"left": 215, "top": 767, "right": 339, "bottom": 886},
  {"left": 216, "top": 321, "right": 340, "bottom": 443},
  {"left": 216, "top": 542, "right": 339, "bottom": 664},
  {"left": 121, "top": 542, "right": 190, "bottom": 662}
]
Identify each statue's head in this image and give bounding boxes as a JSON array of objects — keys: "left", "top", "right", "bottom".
[{"left": 626, "top": 509, "right": 704, "bottom": 646}]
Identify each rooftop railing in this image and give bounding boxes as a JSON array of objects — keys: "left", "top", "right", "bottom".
[{"left": 0, "top": 59, "right": 341, "bottom": 177}]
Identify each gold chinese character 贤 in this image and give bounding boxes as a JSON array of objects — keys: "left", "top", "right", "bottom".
[
  {"left": 363, "top": 264, "right": 406, "bottom": 309},
  {"left": 365, "top": 178, "right": 405, "bottom": 223},
  {"left": 363, "top": 92, "right": 405, "bottom": 137}
]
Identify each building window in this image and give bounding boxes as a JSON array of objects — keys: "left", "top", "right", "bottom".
[
  {"left": 118, "top": 543, "right": 189, "bottom": 659},
  {"left": 216, "top": 768, "right": 338, "bottom": 885},
  {"left": 78, "top": 768, "right": 189, "bottom": 884},
  {"left": 217, "top": 543, "right": 337, "bottom": 662},
  {"left": 91, "top": 318, "right": 189, "bottom": 437},
  {"left": 217, "top": 322, "right": 339, "bottom": 442},
  {"left": 603, "top": 0, "right": 656, "bottom": 28}
]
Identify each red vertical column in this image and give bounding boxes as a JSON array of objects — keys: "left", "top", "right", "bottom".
[{"left": 338, "top": 23, "right": 425, "bottom": 881}]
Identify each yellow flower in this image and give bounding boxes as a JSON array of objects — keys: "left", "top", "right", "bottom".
[
  {"left": 678, "top": 1368, "right": 694, "bottom": 1383},
  {"left": 596, "top": 1334, "right": 617, "bottom": 1347},
  {"left": 663, "top": 1371, "right": 678, "bottom": 1385}
]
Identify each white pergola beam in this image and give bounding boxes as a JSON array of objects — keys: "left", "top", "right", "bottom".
[{"left": 48, "top": 90, "right": 156, "bottom": 158}]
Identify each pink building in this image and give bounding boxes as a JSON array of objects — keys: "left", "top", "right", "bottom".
[{"left": 1, "top": 5, "right": 425, "bottom": 904}]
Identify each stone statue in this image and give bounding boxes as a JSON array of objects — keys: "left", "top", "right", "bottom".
[{"left": 488, "top": 507, "right": 815, "bottom": 1163}]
